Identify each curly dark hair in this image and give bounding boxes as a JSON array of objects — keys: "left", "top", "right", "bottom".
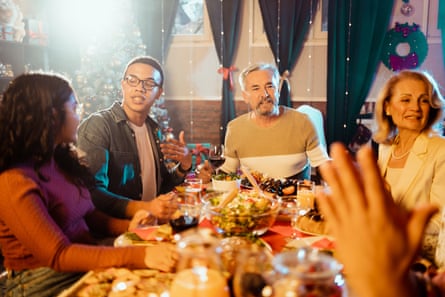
[{"left": 0, "top": 72, "right": 94, "bottom": 188}]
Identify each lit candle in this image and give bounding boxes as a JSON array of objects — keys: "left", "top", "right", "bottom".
[{"left": 170, "top": 267, "right": 229, "bottom": 297}]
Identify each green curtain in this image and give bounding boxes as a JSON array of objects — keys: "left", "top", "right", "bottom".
[
  {"left": 259, "top": 0, "right": 319, "bottom": 107},
  {"left": 439, "top": 0, "right": 445, "bottom": 69},
  {"left": 206, "top": 0, "right": 241, "bottom": 144},
  {"left": 132, "top": 0, "right": 179, "bottom": 61},
  {"left": 326, "top": 0, "right": 394, "bottom": 146}
]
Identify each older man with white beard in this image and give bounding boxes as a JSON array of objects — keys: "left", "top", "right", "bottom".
[{"left": 218, "top": 63, "right": 329, "bottom": 180}]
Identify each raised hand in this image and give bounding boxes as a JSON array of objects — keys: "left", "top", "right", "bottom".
[{"left": 317, "top": 143, "right": 438, "bottom": 297}]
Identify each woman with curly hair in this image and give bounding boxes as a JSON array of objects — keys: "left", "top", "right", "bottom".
[{"left": 0, "top": 73, "right": 177, "bottom": 297}]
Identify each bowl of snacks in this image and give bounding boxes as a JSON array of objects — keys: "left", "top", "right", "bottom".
[
  {"left": 201, "top": 190, "right": 280, "bottom": 236},
  {"left": 212, "top": 172, "right": 241, "bottom": 192}
]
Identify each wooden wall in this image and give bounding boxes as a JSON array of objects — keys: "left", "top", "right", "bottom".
[{"left": 166, "top": 100, "right": 327, "bottom": 145}]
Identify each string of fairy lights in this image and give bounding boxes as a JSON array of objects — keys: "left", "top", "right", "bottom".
[
  {"left": 158, "top": 1, "right": 325, "bottom": 139},
  {"left": 218, "top": 0, "right": 224, "bottom": 136},
  {"left": 343, "top": 0, "right": 353, "bottom": 132},
  {"left": 305, "top": 0, "right": 315, "bottom": 100}
]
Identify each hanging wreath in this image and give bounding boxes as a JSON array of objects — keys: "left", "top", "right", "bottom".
[{"left": 380, "top": 22, "right": 428, "bottom": 71}]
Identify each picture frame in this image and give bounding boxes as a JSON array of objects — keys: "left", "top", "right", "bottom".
[{"left": 172, "top": 0, "right": 212, "bottom": 44}]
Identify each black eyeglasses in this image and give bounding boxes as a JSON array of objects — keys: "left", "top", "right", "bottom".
[{"left": 124, "top": 74, "right": 160, "bottom": 90}]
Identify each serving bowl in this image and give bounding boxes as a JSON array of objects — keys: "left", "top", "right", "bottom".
[
  {"left": 211, "top": 178, "right": 241, "bottom": 192},
  {"left": 201, "top": 190, "right": 280, "bottom": 236},
  {"left": 211, "top": 172, "right": 241, "bottom": 192}
]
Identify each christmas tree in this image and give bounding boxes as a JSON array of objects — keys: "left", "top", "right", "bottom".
[{"left": 73, "top": 2, "right": 172, "bottom": 141}]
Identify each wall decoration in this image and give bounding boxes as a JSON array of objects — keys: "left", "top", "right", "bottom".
[
  {"left": 172, "top": 0, "right": 204, "bottom": 35},
  {"left": 380, "top": 22, "right": 428, "bottom": 71},
  {"left": 400, "top": 0, "right": 414, "bottom": 17},
  {"left": 0, "top": 0, "right": 25, "bottom": 42},
  {"left": 251, "top": 0, "right": 268, "bottom": 46}
]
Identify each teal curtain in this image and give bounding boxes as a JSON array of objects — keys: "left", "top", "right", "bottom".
[
  {"left": 439, "top": 0, "right": 445, "bottom": 69},
  {"left": 132, "top": 0, "right": 179, "bottom": 61},
  {"left": 326, "top": 0, "right": 394, "bottom": 146},
  {"left": 206, "top": 0, "right": 241, "bottom": 144},
  {"left": 259, "top": 0, "right": 318, "bottom": 107}
]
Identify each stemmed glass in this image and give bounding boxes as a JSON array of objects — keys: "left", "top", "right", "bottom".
[{"left": 208, "top": 144, "right": 225, "bottom": 169}]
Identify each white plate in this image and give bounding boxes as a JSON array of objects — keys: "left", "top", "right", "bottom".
[
  {"left": 114, "top": 232, "right": 159, "bottom": 247},
  {"left": 293, "top": 225, "right": 328, "bottom": 237},
  {"left": 285, "top": 235, "right": 334, "bottom": 250}
]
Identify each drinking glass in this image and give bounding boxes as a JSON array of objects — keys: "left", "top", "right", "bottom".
[
  {"left": 170, "top": 228, "right": 230, "bottom": 297},
  {"left": 184, "top": 177, "right": 203, "bottom": 201},
  {"left": 297, "top": 180, "right": 316, "bottom": 202},
  {"left": 169, "top": 192, "right": 202, "bottom": 233},
  {"left": 232, "top": 247, "right": 274, "bottom": 297},
  {"left": 208, "top": 144, "right": 226, "bottom": 169},
  {"left": 280, "top": 195, "right": 312, "bottom": 239},
  {"left": 271, "top": 248, "right": 345, "bottom": 297}
]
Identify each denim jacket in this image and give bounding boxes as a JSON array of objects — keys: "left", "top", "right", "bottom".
[{"left": 77, "top": 102, "right": 183, "bottom": 218}]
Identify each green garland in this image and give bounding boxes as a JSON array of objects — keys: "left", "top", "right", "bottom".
[{"left": 381, "top": 22, "right": 428, "bottom": 71}]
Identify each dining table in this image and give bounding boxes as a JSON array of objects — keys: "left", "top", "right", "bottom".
[{"left": 58, "top": 192, "right": 340, "bottom": 297}]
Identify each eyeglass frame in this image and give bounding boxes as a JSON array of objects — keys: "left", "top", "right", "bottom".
[{"left": 123, "top": 74, "right": 161, "bottom": 91}]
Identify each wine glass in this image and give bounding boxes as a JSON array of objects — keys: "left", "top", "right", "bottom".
[{"left": 208, "top": 144, "right": 226, "bottom": 169}]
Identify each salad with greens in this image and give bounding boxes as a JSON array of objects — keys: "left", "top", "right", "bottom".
[
  {"left": 206, "top": 191, "right": 279, "bottom": 236},
  {"left": 212, "top": 172, "right": 241, "bottom": 181}
]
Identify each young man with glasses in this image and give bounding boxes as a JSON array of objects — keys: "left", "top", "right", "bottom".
[{"left": 77, "top": 56, "right": 195, "bottom": 221}]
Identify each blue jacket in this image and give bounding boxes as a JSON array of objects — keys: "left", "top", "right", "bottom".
[{"left": 77, "top": 102, "right": 183, "bottom": 218}]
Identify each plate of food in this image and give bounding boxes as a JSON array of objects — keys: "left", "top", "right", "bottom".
[
  {"left": 240, "top": 171, "right": 299, "bottom": 196},
  {"left": 57, "top": 267, "right": 174, "bottom": 297},
  {"left": 293, "top": 209, "right": 329, "bottom": 236},
  {"left": 114, "top": 224, "right": 174, "bottom": 247}
]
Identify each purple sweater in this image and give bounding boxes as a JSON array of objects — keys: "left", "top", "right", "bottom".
[{"left": 0, "top": 158, "right": 146, "bottom": 272}]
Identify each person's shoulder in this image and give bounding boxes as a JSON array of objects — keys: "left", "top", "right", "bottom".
[
  {"left": 227, "top": 113, "right": 249, "bottom": 127},
  {"left": 0, "top": 163, "right": 37, "bottom": 184},
  {"left": 282, "top": 107, "right": 313, "bottom": 126},
  {"left": 283, "top": 106, "right": 309, "bottom": 118},
  {"left": 79, "top": 103, "right": 122, "bottom": 130},
  {"left": 426, "top": 133, "right": 445, "bottom": 150}
]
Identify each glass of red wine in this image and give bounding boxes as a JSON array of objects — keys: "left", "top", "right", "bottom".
[
  {"left": 169, "top": 192, "right": 202, "bottom": 233},
  {"left": 208, "top": 144, "right": 225, "bottom": 169}
]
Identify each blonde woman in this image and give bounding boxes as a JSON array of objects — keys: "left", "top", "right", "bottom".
[{"left": 373, "top": 70, "right": 445, "bottom": 262}]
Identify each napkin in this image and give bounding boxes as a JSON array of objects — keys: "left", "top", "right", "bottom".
[
  {"left": 131, "top": 226, "right": 160, "bottom": 241},
  {"left": 311, "top": 237, "right": 336, "bottom": 250}
]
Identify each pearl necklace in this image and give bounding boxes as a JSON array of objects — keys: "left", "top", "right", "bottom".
[{"left": 391, "top": 148, "right": 410, "bottom": 160}]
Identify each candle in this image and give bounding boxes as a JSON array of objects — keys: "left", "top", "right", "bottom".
[{"left": 170, "top": 268, "right": 229, "bottom": 297}]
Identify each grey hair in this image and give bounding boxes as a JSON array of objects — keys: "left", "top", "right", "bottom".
[{"left": 238, "top": 63, "right": 280, "bottom": 91}]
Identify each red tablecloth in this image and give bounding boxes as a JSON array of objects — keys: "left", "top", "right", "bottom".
[
  {"left": 132, "top": 219, "right": 334, "bottom": 254},
  {"left": 198, "top": 218, "right": 316, "bottom": 253}
]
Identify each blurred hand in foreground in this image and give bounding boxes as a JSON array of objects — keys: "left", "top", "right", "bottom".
[{"left": 317, "top": 143, "right": 438, "bottom": 297}]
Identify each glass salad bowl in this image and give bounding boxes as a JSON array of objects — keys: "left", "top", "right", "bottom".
[{"left": 201, "top": 190, "right": 280, "bottom": 236}]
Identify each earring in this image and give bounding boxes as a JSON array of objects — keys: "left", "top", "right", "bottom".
[{"left": 386, "top": 112, "right": 391, "bottom": 116}]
